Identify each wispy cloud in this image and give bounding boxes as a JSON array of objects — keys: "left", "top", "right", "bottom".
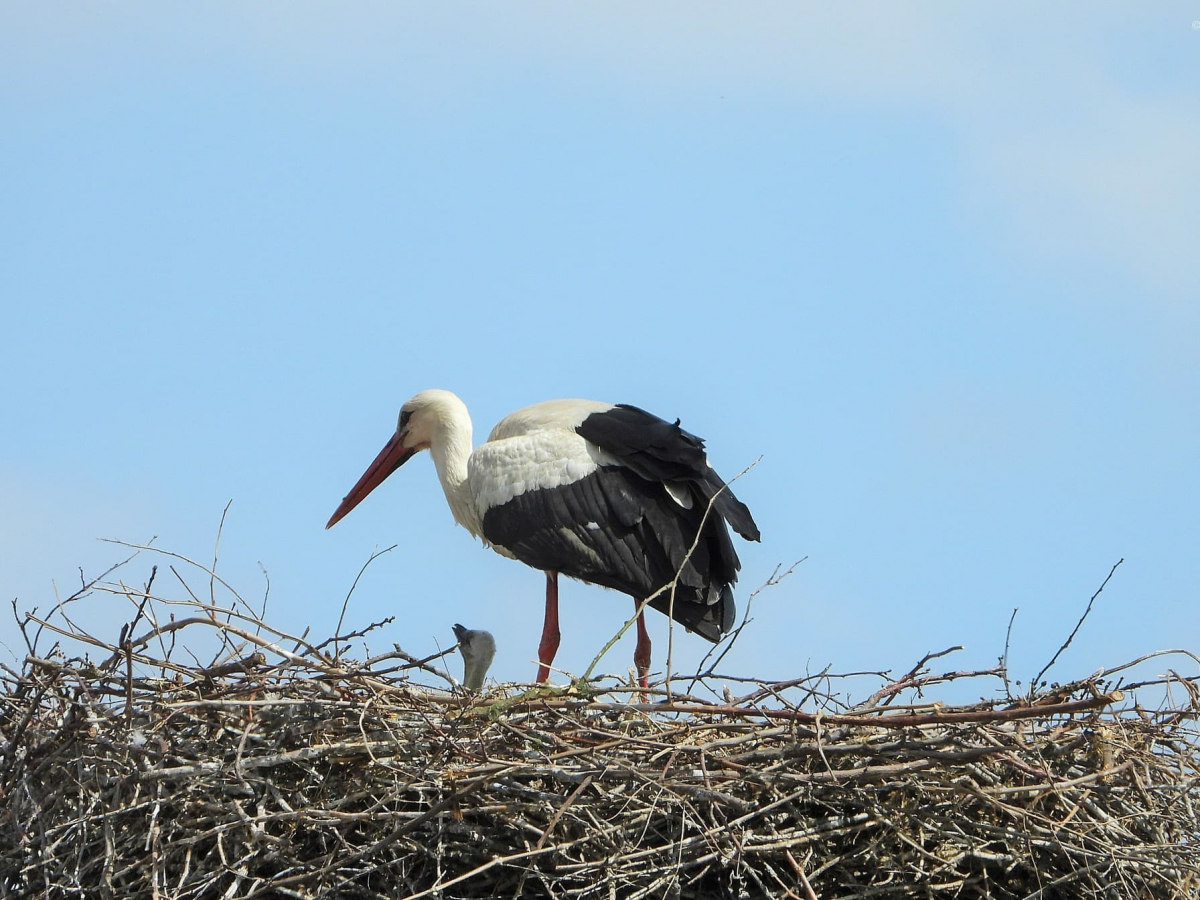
[{"left": 3, "top": 5, "right": 1194, "bottom": 301}]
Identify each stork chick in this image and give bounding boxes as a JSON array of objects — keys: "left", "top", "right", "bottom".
[{"left": 452, "top": 623, "right": 496, "bottom": 691}]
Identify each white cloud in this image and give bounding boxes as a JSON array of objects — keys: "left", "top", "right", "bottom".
[
  {"left": 972, "top": 106, "right": 1200, "bottom": 295},
  {"left": 3, "top": 4, "right": 1195, "bottom": 295}
]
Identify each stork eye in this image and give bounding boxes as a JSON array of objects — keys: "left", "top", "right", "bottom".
[{"left": 399, "top": 410, "right": 413, "bottom": 430}]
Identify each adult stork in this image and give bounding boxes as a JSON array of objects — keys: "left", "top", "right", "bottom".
[{"left": 326, "top": 390, "right": 760, "bottom": 686}]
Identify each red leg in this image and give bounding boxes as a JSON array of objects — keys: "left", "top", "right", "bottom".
[
  {"left": 536, "top": 570, "right": 561, "bottom": 683},
  {"left": 633, "top": 599, "right": 651, "bottom": 689}
]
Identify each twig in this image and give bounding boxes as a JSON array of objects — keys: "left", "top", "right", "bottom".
[
  {"left": 690, "top": 557, "right": 805, "bottom": 692},
  {"left": 212, "top": 500, "right": 233, "bottom": 617},
  {"left": 1031, "top": 559, "right": 1123, "bottom": 693},
  {"left": 333, "top": 545, "right": 396, "bottom": 662},
  {"left": 1002, "top": 607, "right": 1018, "bottom": 699},
  {"left": 582, "top": 458, "right": 763, "bottom": 688}
]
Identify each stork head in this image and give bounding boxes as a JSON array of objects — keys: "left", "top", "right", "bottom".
[{"left": 325, "top": 389, "right": 468, "bottom": 529}]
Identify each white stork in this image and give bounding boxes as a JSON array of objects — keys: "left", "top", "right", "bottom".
[{"left": 326, "top": 390, "right": 760, "bottom": 686}]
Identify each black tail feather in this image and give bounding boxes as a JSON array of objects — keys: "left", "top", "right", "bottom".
[{"left": 700, "top": 469, "right": 761, "bottom": 543}]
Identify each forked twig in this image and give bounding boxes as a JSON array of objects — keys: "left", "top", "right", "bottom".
[
  {"left": 333, "top": 544, "right": 397, "bottom": 661},
  {"left": 581, "top": 458, "right": 765, "bottom": 688}
]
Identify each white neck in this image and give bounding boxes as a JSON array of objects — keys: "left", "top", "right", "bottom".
[{"left": 429, "top": 412, "right": 481, "bottom": 537}]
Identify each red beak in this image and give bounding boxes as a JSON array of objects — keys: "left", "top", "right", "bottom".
[{"left": 326, "top": 432, "right": 417, "bottom": 529}]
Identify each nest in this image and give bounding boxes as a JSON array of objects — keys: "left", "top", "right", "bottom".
[{"left": 2, "top": 548, "right": 1198, "bottom": 899}]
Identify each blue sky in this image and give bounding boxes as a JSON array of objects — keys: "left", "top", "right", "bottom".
[{"left": 2, "top": 4, "right": 1197, "bottom": 699}]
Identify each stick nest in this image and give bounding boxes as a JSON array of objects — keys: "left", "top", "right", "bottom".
[{"left": 2, "top": 551, "right": 1198, "bottom": 899}]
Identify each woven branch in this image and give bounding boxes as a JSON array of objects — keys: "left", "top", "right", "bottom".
[{"left": 2, "top": 552, "right": 1198, "bottom": 899}]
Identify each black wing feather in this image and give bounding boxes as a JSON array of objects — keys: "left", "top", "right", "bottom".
[
  {"left": 482, "top": 466, "right": 734, "bottom": 641},
  {"left": 578, "top": 404, "right": 760, "bottom": 543}
]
